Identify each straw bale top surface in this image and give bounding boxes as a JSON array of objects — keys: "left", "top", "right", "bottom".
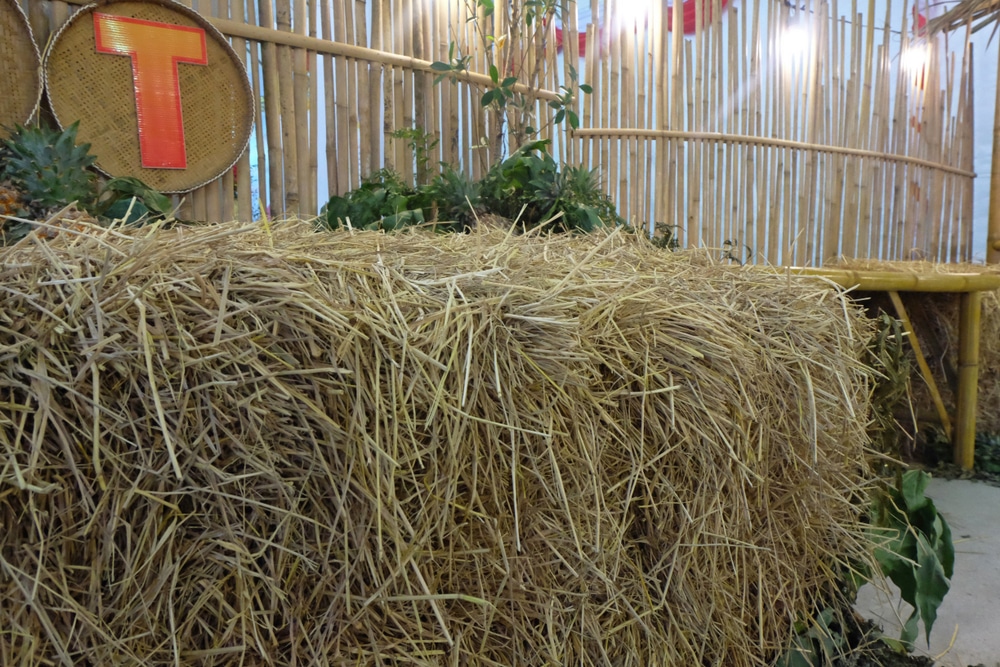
[{"left": 0, "top": 221, "right": 877, "bottom": 666}]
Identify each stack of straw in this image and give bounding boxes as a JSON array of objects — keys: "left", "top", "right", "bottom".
[{"left": 0, "top": 221, "right": 876, "bottom": 666}]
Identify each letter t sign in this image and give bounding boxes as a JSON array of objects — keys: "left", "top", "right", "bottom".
[{"left": 94, "top": 13, "right": 208, "bottom": 169}]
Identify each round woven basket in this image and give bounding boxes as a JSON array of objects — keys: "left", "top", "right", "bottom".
[
  {"left": 0, "top": 0, "right": 42, "bottom": 138},
  {"left": 44, "top": 0, "right": 254, "bottom": 193}
]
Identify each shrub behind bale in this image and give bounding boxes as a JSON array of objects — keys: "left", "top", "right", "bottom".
[{"left": 0, "top": 222, "right": 876, "bottom": 666}]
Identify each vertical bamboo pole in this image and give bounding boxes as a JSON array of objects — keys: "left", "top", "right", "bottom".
[
  {"left": 370, "top": 0, "right": 385, "bottom": 168},
  {"left": 652, "top": 0, "right": 666, "bottom": 235},
  {"left": 334, "top": 0, "right": 352, "bottom": 191},
  {"left": 954, "top": 290, "right": 982, "bottom": 470},
  {"left": 961, "top": 48, "right": 974, "bottom": 261},
  {"left": 344, "top": 0, "right": 362, "bottom": 189},
  {"left": 986, "top": 44, "right": 1000, "bottom": 263},
  {"left": 356, "top": 0, "right": 373, "bottom": 179},
  {"left": 276, "top": 0, "right": 300, "bottom": 214},
  {"left": 259, "top": 0, "right": 285, "bottom": 215},
  {"left": 320, "top": 0, "right": 338, "bottom": 196},
  {"left": 292, "top": 0, "right": 310, "bottom": 215},
  {"left": 412, "top": 0, "right": 428, "bottom": 183},
  {"left": 308, "top": 0, "right": 319, "bottom": 213}
]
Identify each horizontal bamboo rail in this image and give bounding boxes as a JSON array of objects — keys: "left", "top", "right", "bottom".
[
  {"left": 572, "top": 128, "right": 977, "bottom": 178},
  {"left": 56, "top": 0, "right": 560, "bottom": 101},
  {"left": 786, "top": 267, "right": 1000, "bottom": 292}
]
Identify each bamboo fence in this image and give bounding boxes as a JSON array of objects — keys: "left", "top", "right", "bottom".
[{"left": 22, "top": 0, "right": 976, "bottom": 265}]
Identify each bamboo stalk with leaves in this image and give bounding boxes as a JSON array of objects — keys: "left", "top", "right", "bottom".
[{"left": 431, "top": 0, "right": 591, "bottom": 169}]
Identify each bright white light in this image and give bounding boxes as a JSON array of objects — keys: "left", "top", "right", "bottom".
[
  {"left": 776, "top": 24, "right": 812, "bottom": 62},
  {"left": 614, "top": 1, "right": 648, "bottom": 30},
  {"left": 900, "top": 44, "right": 930, "bottom": 78}
]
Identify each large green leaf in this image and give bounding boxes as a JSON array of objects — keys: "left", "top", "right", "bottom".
[
  {"left": 901, "top": 469, "right": 930, "bottom": 512},
  {"left": 914, "top": 532, "right": 950, "bottom": 645}
]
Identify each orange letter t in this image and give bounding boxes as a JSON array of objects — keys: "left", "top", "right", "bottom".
[{"left": 94, "top": 13, "right": 208, "bottom": 169}]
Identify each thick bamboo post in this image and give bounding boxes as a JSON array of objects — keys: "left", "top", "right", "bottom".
[
  {"left": 987, "top": 45, "right": 1000, "bottom": 264},
  {"left": 955, "top": 290, "right": 982, "bottom": 469}
]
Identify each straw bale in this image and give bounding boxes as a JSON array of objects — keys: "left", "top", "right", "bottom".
[
  {"left": 0, "top": 221, "right": 877, "bottom": 666},
  {"left": 830, "top": 259, "right": 1000, "bottom": 435}
]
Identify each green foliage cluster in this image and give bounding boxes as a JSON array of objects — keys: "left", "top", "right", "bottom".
[
  {"left": 320, "top": 141, "right": 624, "bottom": 234},
  {"left": 871, "top": 469, "right": 954, "bottom": 649},
  {"left": 1, "top": 122, "right": 174, "bottom": 244}
]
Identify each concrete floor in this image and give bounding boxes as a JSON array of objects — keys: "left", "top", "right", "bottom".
[{"left": 855, "top": 477, "right": 1000, "bottom": 667}]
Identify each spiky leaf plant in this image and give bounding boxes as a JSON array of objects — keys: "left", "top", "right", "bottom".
[{"left": 1, "top": 121, "right": 97, "bottom": 219}]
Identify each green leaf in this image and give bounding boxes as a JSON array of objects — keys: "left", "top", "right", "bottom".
[
  {"left": 380, "top": 208, "right": 425, "bottom": 231},
  {"left": 937, "top": 513, "right": 955, "bottom": 579},
  {"left": 481, "top": 90, "right": 497, "bottom": 107},
  {"left": 901, "top": 470, "right": 931, "bottom": 512},
  {"left": 567, "top": 110, "right": 580, "bottom": 129},
  {"left": 431, "top": 61, "right": 453, "bottom": 72},
  {"left": 489, "top": 64, "right": 499, "bottom": 84},
  {"left": 900, "top": 611, "right": 919, "bottom": 650},
  {"left": 501, "top": 76, "right": 518, "bottom": 88},
  {"left": 914, "top": 532, "right": 950, "bottom": 645},
  {"left": 579, "top": 83, "right": 593, "bottom": 94},
  {"left": 554, "top": 109, "right": 565, "bottom": 124}
]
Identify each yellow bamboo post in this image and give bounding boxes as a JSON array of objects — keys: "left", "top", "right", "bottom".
[
  {"left": 887, "top": 291, "right": 953, "bottom": 440},
  {"left": 258, "top": 0, "right": 285, "bottom": 215},
  {"left": 955, "top": 290, "right": 982, "bottom": 469},
  {"left": 986, "top": 44, "right": 1000, "bottom": 264},
  {"left": 276, "top": 0, "right": 299, "bottom": 215},
  {"left": 308, "top": 0, "right": 318, "bottom": 213},
  {"left": 319, "top": 0, "right": 337, "bottom": 195},
  {"left": 292, "top": 0, "right": 310, "bottom": 215},
  {"left": 355, "top": 0, "right": 373, "bottom": 180}
]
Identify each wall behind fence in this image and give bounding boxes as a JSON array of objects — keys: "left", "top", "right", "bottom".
[{"left": 25, "top": 0, "right": 973, "bottom": 265}]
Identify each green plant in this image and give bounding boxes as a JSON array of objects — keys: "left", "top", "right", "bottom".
[
  {"left": 721, "top": 239, "right": 752, "bottom": 265},
  {"left": 870, "top": 469, "right": 954, "bottom": 649},
  {"left": 777, "top": 607, "right": 850, "bottom": 667},
  {"left": 1, "top": 121, "right": 97, "bottom": 219},
  {"left": 390, "top": 127, "right": 441, "bottom": 186},
  {"left": 424, "top": 166, "right": 482, "bottom": 231},
  {"left": 431, "top": 0, "right": 591, "bottom": 166},
  {"left": 320, "top": 169, "right": 430, "bottom": 232},
  {"left": 94, "top": 176, "right": 175, "bottom": 224},
  {"left": 478, "top": 140, "right": 622, "bottom": 232}
]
